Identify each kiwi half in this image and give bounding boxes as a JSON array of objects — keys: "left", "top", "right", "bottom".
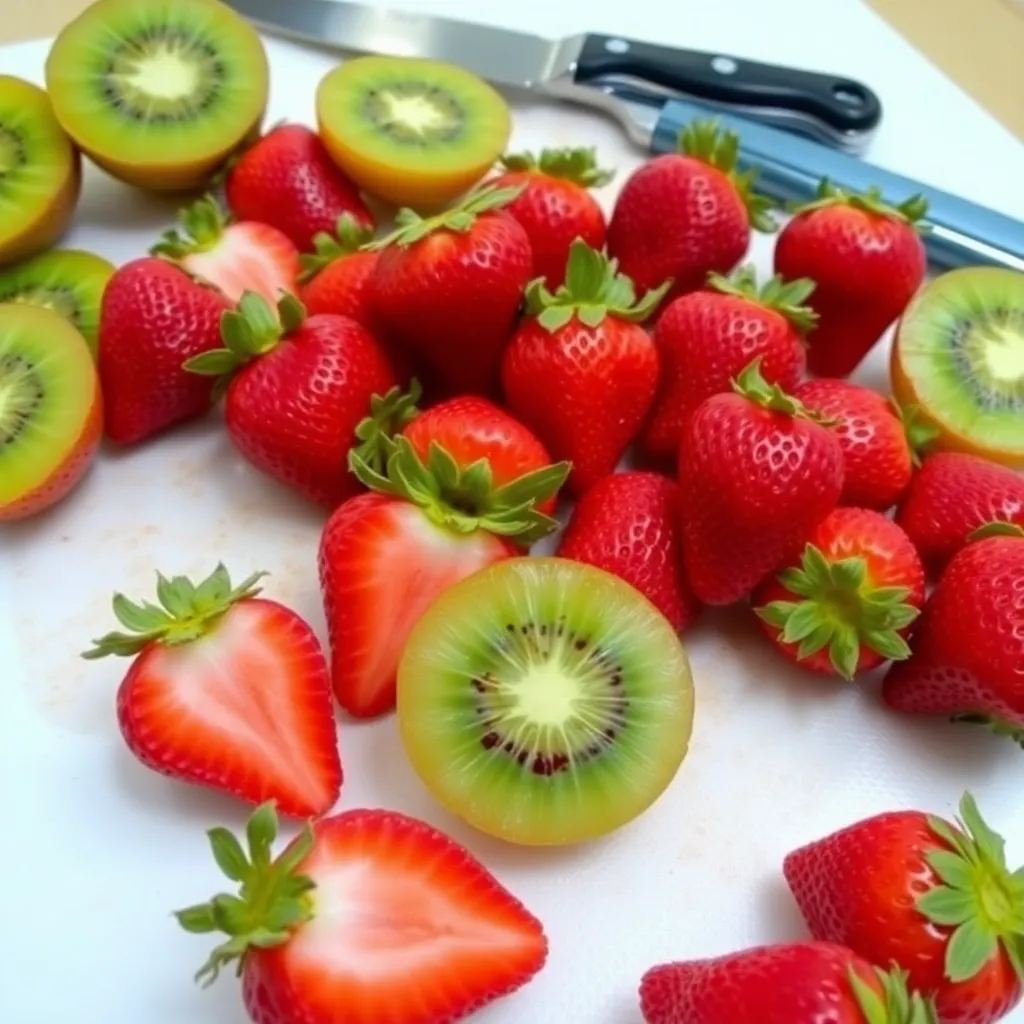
[
  {"left": 397, "top": 557, "right": 694, "bottom": 847},
  {"left": 0, "top": 249, "right": 115, "bottom": 358},
  {"left": 316, "top": 56, "right": 511, "bottom": 209},
  {"left": 0, "top": 76, "right": 81, "bottom": 267},
  {"left": 0, "top": 303, "right": 102, "bottom": 521},
  {"left": 891, "top": 266, "right": 1024, "bottom": 468},
  {"left": 44, "top": 0, "right": 269, "bottom": 192}
]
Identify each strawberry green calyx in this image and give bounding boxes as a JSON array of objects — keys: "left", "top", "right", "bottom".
[
  {"left": 81, "top": 564, "right": 266, "bottom": 659},
  {"left": 951, "top": 713, "right": 1024, "bottom": 749},
  {"left": 351, "top": 380, "right": 423, "bottom": 474},
  {"left": 151, "top": 194, "right": 232, "bottom": 259},
  {"left": 526, "top": 239, "right": 669, "bottom": 331},
  {"left": 174, "top": 802, "right": 316, "bottom": 987},
  {"left": 367, "top": 183, "right": 527, "bottom": 249},
  {"left": 790, "top": 178, "right": 930, "bottom": 228},
  {"left": 755, "top": 543, "right": 920, "bottom": 679},
  {"left": 847, "top": 964, "right": 938, "bottom": 1024},
  {"left": 707, "top": 264, "right": 819, "bottom": 335},
  {"left": 349, "top": 436, "right": 570, "bottom": 544},
  {"left": 731, "top": 356, "right": 834, "bottom": 423},
  {"left": 298, "top": 213, "right": 377, "bottom": 280},
  {"left": 499, "top": 146, "right": 615, "bottom": 188},
  {"left": 916, "top": 792, "right": 1024, "bottom": 984},
  {"left": 890, "top": 400, "right": 941, "bottom": 465},
  {"left": 677, "top": 119, "right": 777, "bottom": 233},
  {"left": 969, "top": 521, "right": 1024, "bottom": 541}
]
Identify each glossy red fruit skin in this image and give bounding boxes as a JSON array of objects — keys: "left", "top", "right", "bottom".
[
  {"left": 607, "top": 153, "right": 750, "bottom": 301},
  {"left": 793, "top": 379, "right": 914, "bottom": 512},
  {"left": 774, "top": 206, "right": 926, "bottom": 378},
  {"left": 98, "top": 258, "right": 230, "bottom": 445},
  {"left": 502, "top": 316, "right": 660, "bottom": 498},
  {"left": 784, "top": 812, "right": 1022, "bottom": 1024},
  {"left": 490, "top": 169, "right": 607, "bottom": 289},
  {"left": 557, "top": 472, "right": 700, "bottom": 632},
  {"left": 224, "top": 314, "right": 397, "bottom": 507},
  {"left": 640, "top": 942, "right": 887, "bottom": 1024},
  {"left": 678, "top": 394, "right": 845, "bottom": 606},
  {"left": 882, "top": 534, "right": 1024, "bottom": 734},
  {"left": 895, "top": 452, "right": 1024, "bottom": 575},
  {"left": 300, "top": 250, "right": 379, "bottom": 328},
  {"left": 640, "top": 289, "right": 806, "bottom": 463},
  {"left": 370, "top": 212, "right": 533, "bottom": 399},
  {"left": 225, "top": 124, "right": 374, "bottom": 252}
]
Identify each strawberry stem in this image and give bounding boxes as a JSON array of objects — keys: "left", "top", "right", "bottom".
[
  {"left": 847, "top": 964, "right": 938, "bottom": 1024},
  {"left": 950, "top": 714, "right": 1024, "bottom": 749},
  {"left": 789, "top": 178, "right": 930, "bottom": 228},
  {"left": 351, "top": 380, "right": 423, "bottom": 475},
  {"left": 707, "top": 264, "right": 819, "bottom": 335},
  {"left": 81, "top": 564, "right": 266, "bottom": 659},
  {"left": 174, "top": 802, "right": 317, "bottom": 988},
  {"left": 298, "top": 212, "right": 378, "bottom": 281},
  {"left": 731, "top": 356, "right": 835, "bottom": 423},
  {"left": 151, "top": 194, "right": 231, "bottom": 259},
  {"left": 499, "top": 146, "right": 614, "bottom": 188}
]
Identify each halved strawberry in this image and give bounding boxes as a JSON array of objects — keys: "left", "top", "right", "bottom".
[
  {"left": 176, "top": 803, "right": 548, "bottom": 1024},
  {"left": 82, "top": 565, "right": 341, "bottom": 818},
  {"left": 151, "top": 194, "right": 301, "bottom": 308}
]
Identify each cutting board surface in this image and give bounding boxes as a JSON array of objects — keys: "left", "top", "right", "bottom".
[{"left": 2, "top": 11, "right": 1024, "bottom": 1023}]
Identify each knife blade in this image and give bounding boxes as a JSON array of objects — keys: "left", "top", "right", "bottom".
[{"left": 223, "top": 0, "right": 882, "bottom": 153}]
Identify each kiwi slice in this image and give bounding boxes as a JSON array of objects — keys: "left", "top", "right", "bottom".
[
  {"left": 44, "top": 0, "right": 269, "bottom": 192},
  {"left": 0, "top": 76, "right": 81, "bottom": 267},
  {"left": 891, "top": 266, "right": 1024, "bottom": 468},
  {"left": 0, "top": 250, "right": 115, "bottom": 358},
  {"left": 397, "top": 557, "right": 694, "bottom": 847},
  {"left": 0, "top": 303, "right": 102, "bottom": 520},
  {"left": 316, "top": 56, "right": 511, "bottom": 209}
]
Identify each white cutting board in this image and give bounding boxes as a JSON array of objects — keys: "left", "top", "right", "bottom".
[{"left": 2, "top": 1, "right": 1024, "bottom": 1022}]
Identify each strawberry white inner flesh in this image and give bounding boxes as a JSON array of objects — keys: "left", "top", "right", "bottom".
[{"left": 183, "top": 225, "right": 296, "bottom": 307}]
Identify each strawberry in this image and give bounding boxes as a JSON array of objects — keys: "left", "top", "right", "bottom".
[
  {"left": 639, "top": 265, "right": 813, "bottom": 463},
  {"left": 298, "top": 213, "right": 379, "bottom": 327},
  {"left": 224, "top": 122, "right": 375, "bottom": 252},
  {"left": 185, "top": 292, "right": 396, "bottom": 508},
  {"left": 678, "top": 358, "right": 845, "bottom": 606},
  {"left": 753, "top": 507, "right": 925, "bottom": 679},
  {"left": 151, "top": 194, "right": 301, "bottom": 308},
  {"left": 368, "top": 184, "right": 533, "bottom": 398},
  {"left": 176, "top": 802, "right": 548, "bottom": 1024},
  {"left": 607, "top": 119, "right": 775, "bottom": 302},
  {"left": 502, "top": 240, "right": 668, "bottom": 497},
  {"left": 784, "top": 792, "right": 1024, "bottom": 1024},
  {"left": 639, "top": 941, "right": 936, "bottom": 1024},
  {"left": 320, "top": 439, "right": 567, "bottom": 717},
  {"left": 556, "top": 471, "right": 700, "bottom": 632},
  {"left": 81, "top": 565, "right": 341, "bottom": 818},
  {"left": 895, "top": 452, "right": 1024, "bottom": 575},
  {"left": 882, "top": 522, "right": 1024, "bottom": 746},
  {"left": 793, "top": 380, "right": 929, "bottom": 512},
  {"left": 774, "top": 181, "right": 928, "bottom": 378},
  {"left": 98, "top": 257, "right": 230, "bottom": 446},
  {"left": 489, "top": 146, "right": 612, "bottom": 288}
]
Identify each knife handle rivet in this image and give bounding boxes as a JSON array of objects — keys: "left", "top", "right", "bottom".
[
  {"left": 604, "top": 37, "right": 630, "bottom": 54},
  {"left": 710, "top": 55, "right": 739, "bottom": 75}
]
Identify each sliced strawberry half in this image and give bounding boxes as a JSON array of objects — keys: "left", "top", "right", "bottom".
[
  {"left": 176, "top": 803, "right": 548, "bottom": 1024},
  {"left": 151, "top": 195, "right": 301, "bottom": 308}
]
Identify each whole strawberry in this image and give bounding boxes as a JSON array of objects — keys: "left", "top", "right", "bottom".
[
  {"left": 895, "top": 452, "right": 1024, "bottom": 575},
  {"left": 784, "top": 792, "right": 1024, "bottom": 1024},
  {"left": 678, "top": 358, "right": 844, "bottom": 606},
  {"left": 225, "top": 122, "right": 374, "bottom": 252},
  {"left": 775, "top": 180, "right": 928, "bottom": 377},
  {"left": 369, "top": 184, "right": 533, "bottom": 398},
  {"left": 298, "top": 213, "right": 379, "bottom": 327},
  {"left": 793, "top": 380, "right": 928, "bottom": 512},
  {"left": 489, "top": 146, "right": 612, "bottom": 288},
  {"left": 185, "top": 292, "right": 396, "bottom": 507},
  {"left": 503, "top": 240, "right": 667, "bottom": 496},
  {"left": 98, "top": 257, "right": 229, "bottom": 445},
  {"left": 640, "top": 942, "right": 936, "bottom": 1024},
  {"left": 557, "top": 471, "right": 700, "bottom": 632},
  {"left": 640, "top": 265, "right": 813, "bottom": 463},
  {"left": 754, "top": 507, "right": 925, "bottom": 679},
  {"left": 607, "top": 119, "right": 775, "bottom": 301},
  {"left": 882, "top": 523, "right": 1024, "bottom": 745}
]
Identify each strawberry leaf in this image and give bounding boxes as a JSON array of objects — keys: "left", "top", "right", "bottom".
[
  {"left": 298, "top": 212, "right": 377, "bottom": 280},
  {"left": 207, "top": 827, "right": 252, "bottom": 884},
  {"left": 351, "top": 381, "right": 423, "bottom": 475},
  {"left": 848, "top": 964, "right": 938, "bottom": 1024},
  {"left": 500, "top": 146, "right": 615, "bottom": 187},
  {"left": 707, "top": 264, "right": 819, "bottom": 334},
  {"left": 969, "top": 521, "right": 1024, "bottom": 542},
  {"left": 946, "top": 919, "right": 999, "bottom": 983},
  {"left": 916, "top": 885, "right": 977, "bottom": 926},
  {"left": 789, "top": 177, "right": 930, "bottom": 230},
  {"left": 150, "top": 194, "right": 231, "bottom": 259}
]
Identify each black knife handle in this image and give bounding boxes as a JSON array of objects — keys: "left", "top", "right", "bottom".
[{"left": 574, "top": 34, "right": 882, "bottom": 135}]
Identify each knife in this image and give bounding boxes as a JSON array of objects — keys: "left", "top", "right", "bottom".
[{"left": 225, "top": 0, "right": 1024, "bottom": 272}]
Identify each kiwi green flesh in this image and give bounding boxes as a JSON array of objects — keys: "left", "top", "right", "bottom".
[
  {"left": 899, "top": 267, "right": 1024, "bottom": 452},
  {"left": 0, "top": 250, "right": 114, "bottom": 354},
  {"left": 45, "top": 0, "right": 268, "bottom": 164},
  {"left": 320, "top": 58, "right": 509, "bottom": 169},
  {"left": 398, "top": 558, "right": 694, "bottom": 846},
  {"left": 0, "top": 304, "right": 95, "bottom": 504}
]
